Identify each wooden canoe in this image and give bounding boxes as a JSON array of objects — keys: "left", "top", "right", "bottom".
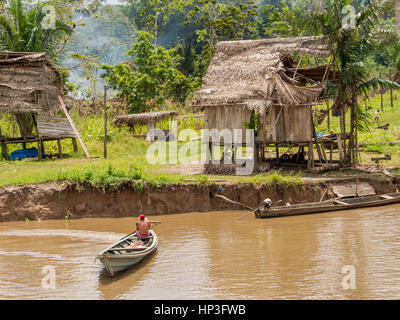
[
  {"left": 255, "top": 192, "right": 400, "bottom": 219},
  {"left": 96, "top": 230, "right": 158, "bottom": 276}
]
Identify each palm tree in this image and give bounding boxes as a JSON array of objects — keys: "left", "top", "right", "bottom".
[
  {"left": 299, "top": 0, "right": 400, "bottom": 165},
  {"left": 0, "top": 0, "right": 73, "bottom": 58},
  {"left": 0, "top": 0, "right": 73, "bottom": 136}
]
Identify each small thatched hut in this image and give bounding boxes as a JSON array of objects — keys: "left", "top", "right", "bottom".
[
  {"left": 114, "top": 111, "right": 179, "bottom": 129},
  {"left": 0, "top": 52, "right": 79, "bottom": 160},
  {"left": 0, "top": 51, "right": 63, "bottom": 114},
  {"left": 194, "top": 37, "right": 339, "bottom": 168}
]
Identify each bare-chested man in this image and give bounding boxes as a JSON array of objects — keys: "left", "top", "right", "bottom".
[{"left": 136, "top": 214, "right": 161, "bottom": 239}]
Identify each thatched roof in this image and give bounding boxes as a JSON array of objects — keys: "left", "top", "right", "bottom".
[
  {"left": 114, "top": 111, "right": 179, "bottom": 128},
  {"left": 194, "top": 37, "right": 332, "bottom": 110},
  {"left": 0, "top": 51, "right": 64, "bottom": 114}
]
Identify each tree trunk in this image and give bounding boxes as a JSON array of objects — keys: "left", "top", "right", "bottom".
[
  {"left": 339, "top": 104, "right": 346, "bottom": 165},
  {"left": 347, "top": 92, "right": 356, "bottom": 166},
  {"left": 15, "top": 113, "right": 35, "bottom": 137}
]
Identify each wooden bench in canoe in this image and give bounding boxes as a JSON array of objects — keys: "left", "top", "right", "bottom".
[{"left": 255, "top": 192, "right": 400, "bottom": 219}]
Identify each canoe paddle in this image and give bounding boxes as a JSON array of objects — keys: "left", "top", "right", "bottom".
[
  {"left": 215, "top": 195, "right": 255, "bottom": 211},
  {"left": 215, "top": 195, "right": 282, "bottom": 221},
  {"left": 234, "top": 200, "right": 283, "bottom": 221}
]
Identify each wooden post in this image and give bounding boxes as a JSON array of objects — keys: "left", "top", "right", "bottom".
[
  {"left": 312, "top": 114, "right": 325, "bottom": 163},
  {"left": 275, "top": 144, "right": 279, "bottom": 165},
  {"left": 72, "top": 138, "right": 78, "bottom": 153},
  {"left": 307, "top": 141, "right": 313, "bottom": 171},
  {"left": 261, "top": 144, "right": 265, "bottom": 161},
  {"left": 380, "top": 71, "right": 384, "bottom": 111},
  {"left": 104, "top": 86, "right": 108, "bottom": 159},
  {"left": 355, "top": 176, "right": 359, "bottom": 197},
  {"left": 57, "top": 138, "right": 63, "bottom": 159},
  {"left": 37, "top": 139, "right": 43, "bottom": 159},
  {"left": 390, "top": 69, "right": 394, "bottom": 109},
  {"left": 337, "top": 134, "right": 344, "bottom": 166},
  {"left": 0, "top": 126, "right": 9, "bottom": 160},
  {"left": 58, "top": 96, "right": 90, "bottom": 158}
]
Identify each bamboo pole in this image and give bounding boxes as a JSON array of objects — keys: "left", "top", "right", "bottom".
[{"left": 58, "top": 96, "right": 90, "bottom": 158}]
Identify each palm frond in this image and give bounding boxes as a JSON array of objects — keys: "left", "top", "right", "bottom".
[{"left": 358, "top": 78, "right": 400, "bottom": 95}]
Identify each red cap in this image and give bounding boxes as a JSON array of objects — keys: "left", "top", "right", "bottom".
[{"left": 139, "top": 214, "right": 145, "bottom": 220}]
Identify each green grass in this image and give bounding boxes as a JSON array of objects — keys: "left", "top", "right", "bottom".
[
  {"left": 2, "top": 90, "right": 400, "bottom": 189},
  {"left": 314, "top": 90, "right": 400, "bottom": 167}
]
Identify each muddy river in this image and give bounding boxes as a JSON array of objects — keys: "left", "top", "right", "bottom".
[{"left": 1, "top": 206, "right": 400, "bottom": 299}]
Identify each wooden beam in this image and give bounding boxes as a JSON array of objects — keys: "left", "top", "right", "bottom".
[{"left": 58, "top": 96, "right": 90, "bottom": 158}]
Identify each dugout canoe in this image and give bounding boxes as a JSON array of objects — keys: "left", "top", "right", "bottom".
[
  {"left": 255, "top": 192, "right": 400, "bottom": 218},
  {"left": 96, "top": 230, "right": 158, "bottom": 276}
]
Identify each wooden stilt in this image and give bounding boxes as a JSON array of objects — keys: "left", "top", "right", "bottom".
[
  {"left": 72, "top": 138, "right": 78, "bottom": 153},
  {"left": 233, "top": 144, "right": 238, "bottom": 161},
  {"left": 57, "top": 138, "right": 62, "bottom": 159},
  {"left": 307, "top": 141, "right": 313, "bottom": 171},
  {"left": 209, "top": 142, "right": 214, "bottom": 162},
  {"left": 261, "top": 144, "right": 265, "bottom": 161},
  {"left": 320, "top": 141, "right": 327, "bottom": 162},
  {"left": 275, "top": 144, "right": 279, "bottom": 165},
  {"left": 311, "top": 112, "right": 326, "bottom": 164},
  {"left": 0, "top": 127, "right": 9, "bottom": 160},
  {"left": 337, "top": 134, "right": 344, "bottom": 166},
  {"left": 37, "top": 139, "right": 43, "bottom": 159}
]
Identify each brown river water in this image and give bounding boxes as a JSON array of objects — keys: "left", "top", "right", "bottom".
[{"left": 1, "top": 206, "right": 400, "bottom": 300}]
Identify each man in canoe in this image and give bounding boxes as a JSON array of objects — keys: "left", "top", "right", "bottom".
[{"left": 136, "top": 214, "right": 161, "bottom": 239}]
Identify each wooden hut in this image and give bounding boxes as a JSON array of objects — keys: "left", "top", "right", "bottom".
[
  {"left": 0, "top": 51, "right": 80, "bottom": 160},
  {"left": 194, "top": 37, "right": 340, "bottom": 170}
]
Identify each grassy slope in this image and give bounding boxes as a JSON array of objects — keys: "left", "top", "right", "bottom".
[{"left": 1, "top": 90, "right": 399, "bottom": 188}]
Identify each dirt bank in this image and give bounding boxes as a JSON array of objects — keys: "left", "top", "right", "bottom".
[{"left": 0, "top": 178, "right": 397, "bottom": 222}]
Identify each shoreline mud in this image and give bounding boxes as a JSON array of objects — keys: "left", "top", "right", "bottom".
[{"left": 0, "top": 178, "right": 397, "bottom": 222}]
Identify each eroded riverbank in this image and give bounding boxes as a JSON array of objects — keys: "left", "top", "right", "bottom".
[{"left": 0, "top": 177, "right": 397, "bottom": 222}]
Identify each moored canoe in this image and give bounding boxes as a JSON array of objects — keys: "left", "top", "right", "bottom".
[{"left": 255, "top": 192, "right": 400, "bottom": 218}]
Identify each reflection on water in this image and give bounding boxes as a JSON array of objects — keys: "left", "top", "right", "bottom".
[{"left": 1, "top": 206, "right": 400, "bottom": 299}]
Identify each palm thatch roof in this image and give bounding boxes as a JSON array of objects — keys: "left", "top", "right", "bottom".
[
  {"left": 194, "top": 37, "right": 333, "bottom": 111},
  {"left": 0, "top": 51, "right": 64, "bottom": 114},
  {"left": 114, "top": 111, "right": 179, "bottom": 128}
]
